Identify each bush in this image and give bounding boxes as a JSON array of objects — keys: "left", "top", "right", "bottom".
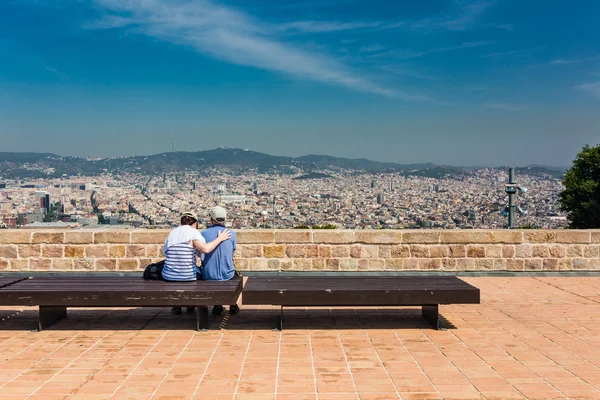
[{"left": 559, "top": 144, "right": 600, "bottom": 228}]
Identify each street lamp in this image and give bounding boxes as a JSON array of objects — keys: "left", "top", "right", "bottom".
[
  {"left": 259, "top": 210, "right": 268, "bottom": 229},
  {"left": 500, "top": 167, "right": 528, "bottom": 229}
]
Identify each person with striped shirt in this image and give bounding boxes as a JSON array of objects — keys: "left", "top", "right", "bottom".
[{"left": 162, "top": 211, "right": 231, "bottom": 315}]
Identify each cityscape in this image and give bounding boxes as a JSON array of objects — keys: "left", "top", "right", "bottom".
[{"left": 0, "top": 150, "right": 567, "bottom": 230}]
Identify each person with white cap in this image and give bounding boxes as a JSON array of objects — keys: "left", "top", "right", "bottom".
[
  {"left": 201, "top": 206, "right": 239, "bottom": 315},
  {"left": 162, "top": 211, "right": 231, "bottom": 315}
]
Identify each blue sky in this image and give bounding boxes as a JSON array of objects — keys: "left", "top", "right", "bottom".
[{"left": 0, "top": 0, "right": 599, "bottom": 166}]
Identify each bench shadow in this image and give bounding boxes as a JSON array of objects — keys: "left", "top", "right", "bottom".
[{"left": 0, "top": 307, "right": 456, "bottom": 331}]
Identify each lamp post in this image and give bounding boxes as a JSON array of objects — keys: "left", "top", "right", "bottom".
[
  {"left": 501, "top": 167, "right": 528, "bottom": 229},
  {"left": 272, "top": 195, "right": 276, "bottom": 229}
]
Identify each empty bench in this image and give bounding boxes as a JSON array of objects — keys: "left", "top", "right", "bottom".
[
  {"left": 0, "top": 276, "right": 243, "bottom": 331},
  {"left": 243, "top": 276, "right": 480, "bottom": 330}
]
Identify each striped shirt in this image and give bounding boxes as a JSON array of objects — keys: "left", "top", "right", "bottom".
[{"left": 161, "top": 226, "right": 205, "bottom": 282}]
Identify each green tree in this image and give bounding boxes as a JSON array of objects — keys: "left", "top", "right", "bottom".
[{"left": 559, "top": 145, "right": 600, "bottom": 228}]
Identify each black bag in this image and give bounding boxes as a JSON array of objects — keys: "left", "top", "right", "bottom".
[{"left": 143, "top": 260, "right": 165, "bottom": 280}]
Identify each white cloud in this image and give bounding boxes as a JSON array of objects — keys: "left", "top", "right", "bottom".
[
  {"left": 576, "top": 82, "right": 600, "bottom": 98},
  {"left": 277, "top": 21, "right": 381, "bottom": 34},
  {"left": 485, "top": 103, "right": 526, "bottom": 111},
  {"left": 359, "top": 44, "right": 385, "bottom": 53},
  {"left": 372, "top": 41, "right": 493, "bottom": 60},
  {"left": 482, "top": 46, "right": 546, "bottom": 58},
  {"left": 550, "top": 56, "right": 600, "bottom": 65},
  {"left": 87, "top": 0, "right": 401, "bottom": 98}
]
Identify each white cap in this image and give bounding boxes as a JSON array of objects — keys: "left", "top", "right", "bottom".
[{"left": 209, "top": 206, "right": 227, "bottom": 221}]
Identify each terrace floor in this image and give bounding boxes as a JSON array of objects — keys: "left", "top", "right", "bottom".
[{"left": 0, "top": 277, "right": 599, "bottom": 399}]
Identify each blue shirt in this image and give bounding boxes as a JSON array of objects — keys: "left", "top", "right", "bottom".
[{"left": 201, "top": 225, "right": 236, "bottom": 281}]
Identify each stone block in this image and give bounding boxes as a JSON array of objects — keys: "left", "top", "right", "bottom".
[
  {"left": 556, "top": 231, "right": 591, "bottom": 244},
  {"left": 0, "top": 231, "right": 31, "bottom": 244},
  {"left": 146, "top": 245, "right": 161, "bottom": 258},
  {"left": 51, "top": 259, "right": 74, "bottom": 270},
  {"left": 280, "top": 260, "right": 293, "bottom": 271},
  {"left": 491, "top": 231, "right": 523, "bottom": 244},
  {"left": 0, "top": 260, "right": 7, "bottom": 270},
  {"left": 402, "top": 231, "right": 440, "bottom": 244},
  {"left": 248, "top": 258, "right": 269, "bottom": 270},
  {"left": 584, "top": 245, "right": 600, "bottom": 258},
  {"left": 593, "top": 232, "right": 600, "bottom": 243},
  {"left": 485, "top": 245, "right": 502, "bottom": 258},
  {"left": 268, "top": 259, "right": 280, "bottom": 270},
  {"left": 312, "top": 259, "right": 326, "bottom": 270},
  {"left": 473, "top": 259, "right": 493, "bottom": 270},
  {"left": 505, "top": 259, "right": 525, "bottom": 271},
  {"left": 350, "top": 245, "right": 362, "bottom": 258},
  {"left": 441, "top": 259, "right": 457, "bottom": 271},
  {"left": 235, "top": 259, "right": 249, "bottom": 271},
  {"left": 448, "top": 245, "right": 466, "bottom": 258},
  {"left": 378, "top": 245, "right": 392, "bottom": 259},
  {"left": 402, "top": 259, "right": 420, "bottom": 270},
  {"left": 357, "top": 259, "right": 370, "bottom": 270},
  {"left": 502, "top": 246, "right": 515, "bottom": 258},
  {"left": 42, "top": 245, "right": 64, "bottom": 258},
  {"left": 85, "top": 245, "right": 109, "bottom": 258},
  {"left": 109, "top": 245, "right": 127, "bottom": 258},
  {"left": 391, "top": 245, "right": 410, "bottom": 258},
  {"left": 312, "top": 231, "right": 355, "bottom": 244},
  {"left": 32, "top": 232, "right": 64, "bottom": 244},
  {"left": 466, "top": 245, "right": 486, "bottom": 258},
  {"left": 430, "top": 245, "right": 449, "bottom": 258},
  {"left": 355, "top": 231, "right": 402, "bottom": 244},
  {"left": 566, "top": 245, "right": 584, "bottom": 258},
  {"left": 292, "top": 259, "right": 312, "bottom": 270},
  {"left": 543, "top": 259, "right": 559, "bottom": 270},
  {"left": 366, "top": 259, "right": 385, "bottom": 270},
  {"left": 441, "top": 231, "right": 492, "bottom": 244},
  {"left": 385, "top": 259, "right": 404, "bottom": 270},
  {"left": 318, "top": 245, "right": 332, "bottom": 258},
  {"left": 95, "top": 232, "right": 131, "bottom": 244},
  {"left": 524, "top": 231, "right": 556, "bottom": 243},
  {"left": 274, "top": 231, "right": 312, "bottom": 243},
  {"left": 524, "top": 259, "right": 543, "bottom": 270},
  {"left": 331, "top": 245, "right": 350, "bottom": 258},
  {"left": 410, "top": 245, "right": 430, "bottom": 258},
  {"left": 263, "top": 244, "right": 285, "bottom": 258},
  {"left": 126, "top": 245, "right": 147, "bottom": 257},
  {"left": 73, "top": 259, "right": 95, "bottom": 270},
  {"left": 558, "top": 259, "right": 573, "bottom": 270},
  {"left": 18, "top": 245, "right": 41, "bottom": 258},
  {"left": 0, "top": 245, "right": 18, "bottom": 258},
  {"left": 549, "top": 245, "right": 566, "bottom": 258},
  {"left": 240, "top": 245, "right": 263, "bottom": 258},
  {"left": 532, "top": 245, "right": 549, "bottom": 258},
  {"left": 117, "top": 259, "right": 140, "bottom": 271},
  {"left": 9, "top": 259, "right": 28, "bottom": 270},
  {"left": 455, "top": 259, "right": 476, "bottom": 271},
  {"left": 419, "top": 259, "right": 442, "bottom": 270},
  {"left": 305, "top": 245, "right": 318, "bottom": 258},
  {"left": 515, "top": 245, "right": 532, "bottom": 258},
  {"left": 30, "top": 258, "right": 51, "bottom": 270},
  {"left": 285, "top": 245, "right": 306, "bottom": 258},
  {"left": 96, "top": 259, "right": 117, "bottom": 271},
  {"left": 237, "top": 230, "right": 274, "bottom": 244},
  {"left": 362, "top": 245, "right": 379, "bottom": 259},
  {"left": 326, "top": 259, "right": 341, "bottom": 270},
  {"left": 573, "top": 258, "right": 590, "bottom": 270},
  {"left": 64, "top": 232, "right": 93, "bottom": 244},
  {"left": 339, "top": 258, "right": 358, "bottom": 271},
  {"left": 64, "top": 245, "right": 85, "bottom": 258}
]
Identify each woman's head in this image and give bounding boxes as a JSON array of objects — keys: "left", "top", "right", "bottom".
[{"left": 180, "top": 211, "right": 198, "bottom": 227}]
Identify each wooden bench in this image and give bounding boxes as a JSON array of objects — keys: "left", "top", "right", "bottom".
[
  {"left": 0, "top": 276, "right": 243, "bottom": 331},
  {"left": 242, "top": 276, "right": 480, "bottom": 330}
]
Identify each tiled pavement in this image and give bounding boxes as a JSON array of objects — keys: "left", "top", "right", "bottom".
[{"left": 0, "top": 277, "right": 600, "bottom": 399}]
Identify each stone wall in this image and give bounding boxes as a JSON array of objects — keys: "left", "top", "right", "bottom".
[{"left": 0, "top": 229, "right": 599, "bottom": 272}]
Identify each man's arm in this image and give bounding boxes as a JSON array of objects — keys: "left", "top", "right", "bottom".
[{"left": 193, "top": 230, "right": 231, "bottom": 254}]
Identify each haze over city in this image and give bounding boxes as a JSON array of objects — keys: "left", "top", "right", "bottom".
[{"left": 1, "top": 0, "right": 599, "bottom": 166}]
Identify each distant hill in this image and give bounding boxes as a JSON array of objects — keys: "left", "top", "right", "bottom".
[
  {"left": 0, "top": 148, "right": 567, "bottom": 179},
  {"left": 294, "top": 172, "right": 335, "bottom": 180}
]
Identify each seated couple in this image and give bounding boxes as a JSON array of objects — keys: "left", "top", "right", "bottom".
[{"left": 162, "top": 206, "right": 239, "bottom": 316}]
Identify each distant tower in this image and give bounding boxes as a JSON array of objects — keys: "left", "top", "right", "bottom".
[
  {"left": 370, "top": 180, "right": 376, "bottom": 189},
  {"left": 192, "top": 182, "right": 197, "bottom": 191},
  {"left": 171, "top": 133, "right": 175, "bottom": 152},
  {"left": 377, "top": 192, "right": 384, "bottom": 205},
  {"left": 253, "top": 182, "right": 258, "bottom": 194},
  {"left": 388, "top": 181, "right": 392, "bottom": 192}
]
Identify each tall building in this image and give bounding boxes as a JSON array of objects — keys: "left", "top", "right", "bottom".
[
  {"left": 377, "top": 192, "right": 384, "bottom": 205},
  {"left": 370, "top": 180, "right": 376, "bottom": 189},
  {"left": 192, "top": 182, "right": 197, "bottom": 191}
]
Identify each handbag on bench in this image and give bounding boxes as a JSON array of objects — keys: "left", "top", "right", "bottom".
[{"left": 143, "top": 260, "right": 165, "bottom": 280}]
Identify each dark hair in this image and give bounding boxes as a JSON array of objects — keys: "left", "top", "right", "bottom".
[{"left": 181, "top": 215, "right": 197, "bottom": 226}]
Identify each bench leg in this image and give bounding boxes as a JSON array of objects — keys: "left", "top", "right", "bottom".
[
  {"left": 422, "top": 305, "right": 441, "bottom": 330},
  {"left": 197, "top": 306, "right": 209, "bottom": 331},
  {"left": 38, "top": 306, "right": 67, "bottom": 331},
  {"left": 272, "top": 306, "right": 283, "bottom": 332}
]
